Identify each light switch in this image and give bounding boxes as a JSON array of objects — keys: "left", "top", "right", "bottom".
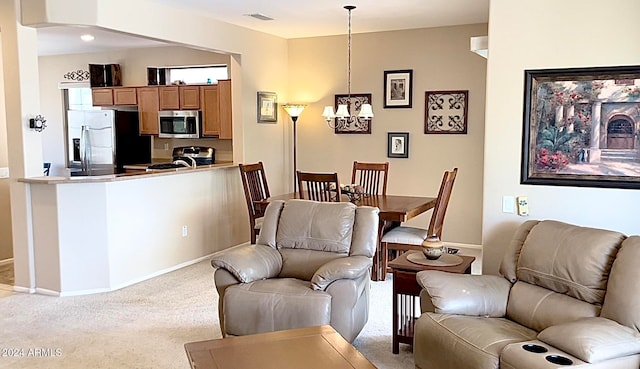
[
  {"left": 502, "top": 196, "right": 515, "bottom": 213},
  {"left": 0, "top": 167, "right": 8, "bottom": 178},
  {"left": 517, "top": 196, "right": 529, "bottom": 216}
]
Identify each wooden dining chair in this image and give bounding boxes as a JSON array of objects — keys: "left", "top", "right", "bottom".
[
  {"left": 297, "top": 171, "right": 341, "bottom": 202},
  {"left": 379, "top": 168, "right": 458, "bottom": 278},
  {"left": 351, "top": 161, "right": 389, "bottom": 196},
  {"left": 239, "top": 162, "right": 271, "bottom": 244}
]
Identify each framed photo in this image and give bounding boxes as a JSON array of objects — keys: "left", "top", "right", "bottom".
[
  {"left": 257, "top": 91, "right": 277, "bottom": 123},
  {"left": 425, "top": 90, "right": 468, "bottom": 134},
  {"left": 387, "top": 132, "right": 409, "bottom": 158},
  {"left": 334, "top": 93, "right": 372, "bottom": 134},
  {"left": 384, "top": 69, "right": 413, "bottom": 108},
  {"left": 521, "top": 65, "right": 640, "bottom": 189}
]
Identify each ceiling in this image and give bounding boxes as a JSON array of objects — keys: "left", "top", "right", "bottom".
[{"left": 36, "top": 0, "right": 489, "bottom": 56}]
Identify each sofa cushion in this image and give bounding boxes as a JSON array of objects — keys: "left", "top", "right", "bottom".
[
  {"left": 223, "top": 278, "right": 331, "bottom": 336},
  {"left": 276, "top": 200, "right": 356, "bottom": 253},
  {"left": 414, "top": 313, "right": 537, "bottom": 369},
  {"left": 601, "top": 236, "right": 640, "bottom": 330},
  {"left": 507, "top": 281, "right": 599, "bottom": 332},
  {"left": 516, "top": 220, "right": 625, "bottom": 304},
  {"left": 538, "top": 317, "right": 640, "bottom": 363}
]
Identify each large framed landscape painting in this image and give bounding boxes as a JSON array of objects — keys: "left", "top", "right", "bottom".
[{"left": 521, "top": 65, "right": 640, "bottom": 189}]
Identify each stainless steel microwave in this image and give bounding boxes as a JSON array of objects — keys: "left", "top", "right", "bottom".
[{"left": 158, "top": 110, "right": 200, "bottom": 138}]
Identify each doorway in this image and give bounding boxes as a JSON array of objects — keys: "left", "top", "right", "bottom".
[{"left": 606, "top": 118, "right": 635, "bottom": 149}]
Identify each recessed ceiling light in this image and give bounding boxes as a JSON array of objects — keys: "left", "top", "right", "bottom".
[{"left": 80, "top": 34, "right": 95, "bottom": 42}]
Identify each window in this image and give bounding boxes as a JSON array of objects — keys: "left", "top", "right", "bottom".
[
  {"left": 67, "top": 87, "right": 100, "bottom": 111},
  {"left": 168, "top": 65, "right": 228, "bottom": 85}
]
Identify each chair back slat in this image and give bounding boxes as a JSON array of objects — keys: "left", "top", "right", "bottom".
[
  {"left": 297, "top": 171, "right": 340, "bottom": 202},
  {"left": 427, "top": 168, "right": 458, "bottom": 238},
  {"left": 239, "top": 162, "right": 271, "bottom": 243},
  {"left": 351, "top": 161, "right": 389, "bottom": 196}
]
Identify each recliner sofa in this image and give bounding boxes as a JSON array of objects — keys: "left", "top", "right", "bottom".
[
  {"left": 210, "top": 199, "right": 379, "bottom": 343},
  {"left": 414, "top": 219, "right": 640, "bottom": 369}
]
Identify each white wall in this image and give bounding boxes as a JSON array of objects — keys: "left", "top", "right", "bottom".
[
  {"left": 482, "top": 0, "right": 640, "bottom": 274},
  {"left": 0, "top": 35, "right": 13, "bottom": 261},
  {"left": 288, "top": 24, "right": 488, "bottom": 245}
]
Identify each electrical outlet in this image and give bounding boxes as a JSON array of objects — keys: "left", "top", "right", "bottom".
[
  {"left": 502, "top": 196, "right": 515, "bottom": 213},
  {"left": 182, "top": 225, "right": 188, "bottom": 237},
  {"left": 164, "top": 143, "right": 169, "bottom": 151},
  {"left": 517, "top": 196, "right": 529, "bottom": 216}
]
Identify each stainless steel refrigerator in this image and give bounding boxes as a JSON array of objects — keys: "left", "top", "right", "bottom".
[{"left": 67, "top": 110, "right": 151, "bottom": 176}]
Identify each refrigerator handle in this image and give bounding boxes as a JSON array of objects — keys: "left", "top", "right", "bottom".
[{"left": 80, "top": 125, "right": 92, "bottom": 173}]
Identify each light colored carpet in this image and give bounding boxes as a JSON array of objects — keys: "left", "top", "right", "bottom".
[{"left": 0, "top": 260, "right": 414, "bottom": 369}]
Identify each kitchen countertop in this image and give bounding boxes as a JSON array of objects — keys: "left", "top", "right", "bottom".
[{"left": 19, "top": 161, "right": 237, "bottom": 184}]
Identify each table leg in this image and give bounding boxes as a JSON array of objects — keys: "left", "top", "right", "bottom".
[{"left": 371, "top": 222, "right": 386, "bottom": 281}]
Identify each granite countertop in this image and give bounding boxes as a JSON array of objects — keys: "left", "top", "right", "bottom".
[{"left": 19, "top": 161, "right": 237, "bottom": 184}]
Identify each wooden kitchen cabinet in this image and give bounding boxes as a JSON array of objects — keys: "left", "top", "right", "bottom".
[
  {"left": 200, "top": 80, "right": 232, "bottom": 139},
  {"left": 137, "top": 87, "right": 160, "bottom": 135},
  {"left": 159, "top": 85, "right": 200, "bottom": 110},
  {"left": 92, "top": 87, "right": 137, "bottom": 106},
  {"left": 180, "top": 86, "right": 200, "bottom": 109},
  {"left": 92, "top": 88, "right": 114, "bottom": 106},
  {"left": 113, "top": 87, "right": 137, "bottom": 105}
]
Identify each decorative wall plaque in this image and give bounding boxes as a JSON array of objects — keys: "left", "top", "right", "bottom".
[
  {"left": 63, "top": 69, "right": 90, "bottom": 81},
  {"left": 424, "top": 90, "right": 469, "bottom": 134},
  {"left": 334, "top": 93, "right": 372, "bottom": 134}
]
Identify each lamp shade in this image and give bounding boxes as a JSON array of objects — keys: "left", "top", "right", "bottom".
[
  {"left": 322, "top": 106, "right": 336, "bottom": 119},
  {"left": 282, "top": 104, "right": 306, "bottom": 118},
  {"left": 335, "top": 104, "right": 350, "bottom": 118},
  {"left": 358, "top": 104, "right": 374, "bottom": 119}
]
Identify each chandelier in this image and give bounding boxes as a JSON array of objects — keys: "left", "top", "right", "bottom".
[{"left": 322, "top": 5, "right": 374, "bottom": 130}]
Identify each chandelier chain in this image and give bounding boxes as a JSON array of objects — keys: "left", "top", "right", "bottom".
[{"left": 347, "top": 6, "right": 352, "bottom": 99}]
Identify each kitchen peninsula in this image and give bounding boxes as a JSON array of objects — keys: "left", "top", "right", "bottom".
[{"left": 19, "top": 163, "right": 247, "bottom": 296}]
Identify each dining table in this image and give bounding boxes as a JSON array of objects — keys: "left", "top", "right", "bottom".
[{"left": 257, "top": 193, "right": 437, "bottom": 281}]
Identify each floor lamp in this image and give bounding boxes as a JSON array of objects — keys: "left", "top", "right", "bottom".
[{"left": 282, "top": 104, "right": 306, "bottom": 193}]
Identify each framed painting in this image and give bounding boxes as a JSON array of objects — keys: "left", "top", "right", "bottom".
[
  {"left": 384, "top": 69, "right": 413, "bottom": 108},
  {"left": 334, "top": 94, "right": 372, "bottom": 134},
  {"left": 387, "top": 132, "right": 409, "bottom": 158},
  {"left": 257, "top": 91, "right": 277, "bottom": 123},
  {"left": 424, "top": 90, "right": 468, "bottom": 134},
  {"left": 521, "top": 65, "right": 640, "bottom": 189}
]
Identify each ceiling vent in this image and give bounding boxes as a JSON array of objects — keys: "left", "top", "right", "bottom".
[{"left": 245, "top": 13, "right": 274, "bottom": 21}]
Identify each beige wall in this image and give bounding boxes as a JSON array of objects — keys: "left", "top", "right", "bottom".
[
  {"left": 288, "top": 24, "right": 487, "bottom": 245},
  {"left": 482, "top": 0, "right": 640, "bottom": 274},
  {"left": 0, "top": 37, "right": 13, "bottom": 261},
  {"left": 38, "top": 46, "right": 232, "bottom": 176}
]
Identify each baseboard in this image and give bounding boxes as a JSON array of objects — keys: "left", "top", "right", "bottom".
[
  {"left": 0, "top": 258, "right": 13, "bottom": 266},
  {"left": 13, "top": 285, "right": 35, "bottom": 294},
  {"left": 52, "top": 253, "right": 216, "bottom": 297}
]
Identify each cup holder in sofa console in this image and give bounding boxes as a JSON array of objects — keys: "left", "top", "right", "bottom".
[
  {"left": 522, "top": 344, "right": 548, "bottom": 353},
  {"left": 545, "top": 355, "right": 573, "bottom": 365}
]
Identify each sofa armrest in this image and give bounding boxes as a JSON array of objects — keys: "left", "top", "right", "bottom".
[
  {"left": 537, "top": 317, "right": 640, "bottom": 363},
  {"left": 210, "top": 244, "right": 282, "bottom": 283},
  {"left": 416, "top": 270, "right": 511, "bottom": 317},
  {"left": 311, "top": 256, "right": 372, "bottom": 291}
]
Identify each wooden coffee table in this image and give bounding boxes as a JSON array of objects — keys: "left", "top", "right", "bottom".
[
  {"left": 388, "top": 251, "right": 475, "bottom": 354},
  {"left": 184, "top": 325, "right": 377, "bottom": 369}
]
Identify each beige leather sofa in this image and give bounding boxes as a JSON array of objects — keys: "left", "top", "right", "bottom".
[
  {"left": 414, "top": 220, "right": 640, "bottom": 369},
  {"left": 210, "top": 199, "right": 379, "bottom": 343}
]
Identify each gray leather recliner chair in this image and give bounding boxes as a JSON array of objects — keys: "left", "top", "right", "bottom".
[
  {"left": 414, "top": 220, "right": 640, "bottom": 369},
  {"left": 210, "top": 199, "right": 379, "bottom": 343}
]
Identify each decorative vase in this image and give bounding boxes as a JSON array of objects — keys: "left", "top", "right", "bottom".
[{"left": 421, "top": 235, "right": 445, "bottom": 260}]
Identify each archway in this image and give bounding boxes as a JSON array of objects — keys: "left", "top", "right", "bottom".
[{"left": 606, "top": 116, "right": 635, "bottom": 149}]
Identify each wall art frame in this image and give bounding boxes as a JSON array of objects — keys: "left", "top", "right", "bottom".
[
  {"left": 424, "top": 90, "right": 469, "bottom": 134},
  {"left": 334, "top": 93, "right": 372, "bottom": 134},
  {"left": 384, "top": 69, "right": 413, "bottom": 108},
  {"left": 387, "top": 132, "right": 410, "bottom": 158},
  {"left": 521, "top": 65, "right": 640, "bottom": 189},
  {"left": 257, "top": 91, "right": 278, "bottom": 123}
]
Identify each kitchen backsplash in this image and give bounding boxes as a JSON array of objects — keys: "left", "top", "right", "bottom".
[{"left": 152, "top": 137, "right": 232, "bottom": 162}]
